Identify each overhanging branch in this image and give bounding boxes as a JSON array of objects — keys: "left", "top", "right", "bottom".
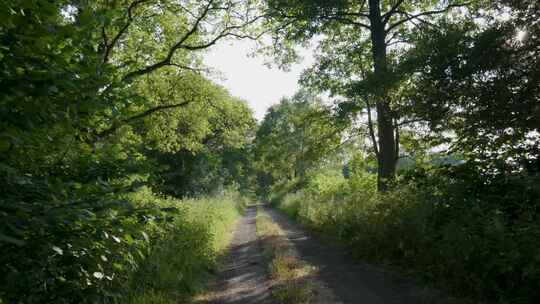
[
  {"left": 121, "top": 0, "right": 216, "bottom": 81},
  {"left": 121, "top": 1, "right": 265, "bottom": 81},
  {"left": 320, "top": 14, "right": 371, "bottom": 30},
  {"left": 103, "top": 0, "right": 149, "bottom": 64},
  {"left": 96, "top": 100, "right": 192, "bottom": 138}
]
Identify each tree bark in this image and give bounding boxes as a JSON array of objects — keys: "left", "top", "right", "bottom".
[{"left": 368, "top": 0, "right": 396, "bottom": 192}]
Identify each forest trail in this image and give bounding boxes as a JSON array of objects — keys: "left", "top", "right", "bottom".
[
  {"left": 199, "top": 206, "right": 275, "bottom": 304},
  {"left": 260, "top": 206, "right": 444, "bottom": 304}
]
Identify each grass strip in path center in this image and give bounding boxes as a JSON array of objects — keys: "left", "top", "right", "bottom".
[{"left": 256, "top": 205, "right": 337, "bottom": 304}]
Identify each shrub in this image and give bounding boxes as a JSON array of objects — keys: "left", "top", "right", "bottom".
[{"left": 0, "top": 169, "right": 242, "bottom": 304}]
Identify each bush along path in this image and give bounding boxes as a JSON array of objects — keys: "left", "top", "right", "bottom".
[{"left": 120, "top": 192, "right": 244, "bottom": 304}]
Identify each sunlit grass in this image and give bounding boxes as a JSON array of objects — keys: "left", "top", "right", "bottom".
[{"left": 120, "top": 193, "right": 244, "bottom": 303}]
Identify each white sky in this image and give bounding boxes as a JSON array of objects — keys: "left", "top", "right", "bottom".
[{"left": 204, "top": 39, "right": 314, "bottom": 120}]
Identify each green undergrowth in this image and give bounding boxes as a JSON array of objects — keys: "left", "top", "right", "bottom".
[
  {"left": 272, "top": 166, "right": 540, "bottom": 304},
  {"left": 121, "top": 190, "right": 245, "bottom": 303},
  {"left": 0, "top": 178, "right": 245, "bottom": 304}
]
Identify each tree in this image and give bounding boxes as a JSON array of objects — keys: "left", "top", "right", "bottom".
[
  {"left": 1, "top": 0, "right": 265, "bottom": 168},
  {"left": 263, "top": 0, "right": 471, "bottom": 191},
  {"left": 139, "top": 74, "right": 256, "bottom": 196},
  {"left": 93, "top": 0, "right": 265, "bottom": 139},
  {"left": 254, "top": 91, "right": 343, "bottom": 194}
]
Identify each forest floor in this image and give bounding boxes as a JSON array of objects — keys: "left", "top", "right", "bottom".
[{"left": 199, "top": 205, "right": 457, "bottom": 304}]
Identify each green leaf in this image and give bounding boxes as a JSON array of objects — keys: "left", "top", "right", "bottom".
[
  {"left": 124, "top": 234, "right": 134, "bottom": 245},
  {"left": 113, "top": 263, "right": 123, "bottom": 271},
  {"left": 52, "top": 246, "right": 63, "bottom": 255},
  {"left": 141, "top": 231, "right": 149, "bottom": 242}
]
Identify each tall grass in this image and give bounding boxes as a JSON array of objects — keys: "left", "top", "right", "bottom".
[{"left": 119, "top": 189, "right": 245, "bottom": 303}]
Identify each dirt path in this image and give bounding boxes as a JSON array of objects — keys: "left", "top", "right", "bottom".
[
  {"left": 203, "top": 205, "right": 451, "bottom": 304},
  {"left": 201, "top": 206, "right": 275, "bottom": 304},
  {"left": 263, "top": 207, "right": 442, "bottom": 304}
]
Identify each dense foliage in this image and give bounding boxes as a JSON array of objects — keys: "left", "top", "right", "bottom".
[
  {"left": 253, "top": 91, "right": 344, "bottom": 197},
  {"left": 262, "top": 0, "right": 481, "bottom": 190},
  {"left": 1, "top": 184, "right": 244, "bottom": 303},
  {"left": 1, "top": 0, "right": 259, "bottom": 302},
  {"left": 122, "top": 191, "right": 244, "bottom": 303}
]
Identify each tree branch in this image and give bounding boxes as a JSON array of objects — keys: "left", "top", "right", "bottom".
[
  {"left": 121, "top": 0, "right": 216, "bottom": 81},
  {"left": 96, "top": 100, "right": 192, "bottom": 138},
  {"left": 320, "top": 14, "right": 371, "bottom": 30},
  {"left": 386, "top": 2, "right": 470, "bottom": 34},
  {"left": 179, "top": 14, "right": 267, "bottom": 50},
  {"left": 394, "top": 10, "right": 439, "bottom": 29},
  {"left": 103, "top": 0, "right": 149, "bottom": 64},
  {"left": 168, "top": 63, "right": 208, "bottom": 74},
  {"left": 382, "top": 0, "right": 405, "bottom": 24},
  {"left": 121, "top": 0, "right": 265, "bottom": 81},
  {"left": 365, "top": 99, "right": 380, "bottom": 158},
  {"left": 397, "top": 118, "right": 427, "bottom": 126}
]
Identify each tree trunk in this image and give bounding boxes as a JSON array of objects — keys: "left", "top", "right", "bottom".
[{"left": 368, "top": 0, "right": 397, "bottom": 192}]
